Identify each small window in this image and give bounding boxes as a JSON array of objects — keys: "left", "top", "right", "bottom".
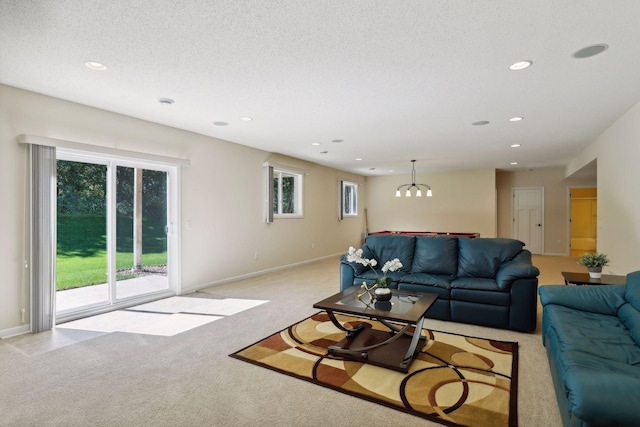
[
  {"left": 342, "top": 181, "right": 358, "bottom": 217},
  {"left": 273, "top": 168, "right": 303, "bottom": 218}
]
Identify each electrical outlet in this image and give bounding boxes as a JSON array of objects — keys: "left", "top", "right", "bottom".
[
  {"left": 311, "top": 243, "right": 315, "bottom": 249},
  {"left": 254, "top": 251, "right": 259, "bottom": 260}
]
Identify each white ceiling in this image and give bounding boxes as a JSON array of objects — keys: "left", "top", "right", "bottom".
[{"left": 2, "top": 1, "right": 640, "bottom": 177}]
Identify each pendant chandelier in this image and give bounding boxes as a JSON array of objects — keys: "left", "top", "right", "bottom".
[{"left": 395, "top": 160, "right": 432, "bottom": 197}]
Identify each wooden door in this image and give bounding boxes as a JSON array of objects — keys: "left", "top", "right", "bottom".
[{"left": 512, "top": 188, "right": 543, "bottom": 254}]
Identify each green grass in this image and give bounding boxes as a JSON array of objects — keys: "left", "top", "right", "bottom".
[{"left": 56, "top": 214, "right": 167, "bottom": 290}]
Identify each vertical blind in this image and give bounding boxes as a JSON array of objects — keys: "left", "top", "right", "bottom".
[
  {"left": 265, "top": 165, "right": 274, "bottom": 223},
  {"left": 30, "top": 144, "right": 56, "bottom": 332}
]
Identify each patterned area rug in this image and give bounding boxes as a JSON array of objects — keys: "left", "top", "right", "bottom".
[{"left": 230, "top": 312, "right": 518, "bottom": 427}]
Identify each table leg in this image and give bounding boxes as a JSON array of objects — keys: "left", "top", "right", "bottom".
[
  {"left": 400, "top": 315, "right": 426, "bottom": 370},
  {"left": 379, "top": 318, "right": 415, "bottom": 337},
  {"left": 325, "top": 309, "right": 365, "bottom": 338}
]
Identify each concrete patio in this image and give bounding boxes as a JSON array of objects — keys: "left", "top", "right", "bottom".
[{"left": 56, "top": 275, "right": 169, "bottom": 313}]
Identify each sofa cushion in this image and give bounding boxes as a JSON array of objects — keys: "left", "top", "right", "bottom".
[
  {"left": 450, "top": 277, "right": 501, "bottom": 292},
  {"left": 457, "top": 238, "right": 524, "bottom": 278},
  {"left": 410, "top": 236, "right": 458, "bottom": 275},
  {"left": 563, "top": 365, "right": 640, "bottom": 426},
  {"left": 399, "top": 273, "right": 453, "bottom": 289},
  {"left": 543, "top": 305, "right": 640, "bottom": 426},
  {"left": 364, "top": 234, "right": 415, "bottom": 273},
  {"left": 450, "top": 288, "right": 510, "bottom": 306},
  {"left": 356, "top": 269, "right": 406, "bottom": 285},
  {"left": 544, "top": 304, "right": 640, "bottom": 365}
]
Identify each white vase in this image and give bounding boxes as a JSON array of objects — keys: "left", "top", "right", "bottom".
[
  {"left": 374, "top": 287, "right": 392, "bottom": 301},
  {"left": 588, "top": 268, "right": 602, "bottom": 279}
]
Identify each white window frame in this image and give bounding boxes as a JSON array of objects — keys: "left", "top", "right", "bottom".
[
  {"left": 342, "top": 181, "right": 358, "bottom": 217},
  {"left": 273, "top": 167, "right": 304, "bottom": 219}
]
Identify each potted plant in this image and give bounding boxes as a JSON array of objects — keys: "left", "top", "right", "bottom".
[
  {"left": 346, "top": 246, "right": 403, "bottom": 301},
  {"left": 578, "top": 252, "right": 610, "bottom": 279}
]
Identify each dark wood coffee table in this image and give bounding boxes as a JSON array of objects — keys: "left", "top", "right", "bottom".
[
  {"left": 313, "top": 286, "right": 437, "bottom": 373},
  {"left": 562, "top": 271, "right": 626, "bottom": 286}
]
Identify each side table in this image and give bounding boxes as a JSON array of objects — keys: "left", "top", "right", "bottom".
[{"left": 561, "top": 271, "right": 626, "bottom": 286}]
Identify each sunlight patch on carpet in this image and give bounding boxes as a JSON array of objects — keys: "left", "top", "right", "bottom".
[
  {"left": 57, "top": 296, "right": 268, "bottom": 336},
  {"left": 132, "top": 296, "right": 268, "bottom": 316},
  {"left": 57, "top": 311, "right": 221, "bottom": 336}
]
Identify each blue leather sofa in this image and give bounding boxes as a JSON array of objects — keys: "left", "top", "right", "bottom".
[
  {"left": 340, "top": 234, "right": 539, "bottom": 332},
  {"left": 540, "top": 272, "right": 640, "bottom": 426}
]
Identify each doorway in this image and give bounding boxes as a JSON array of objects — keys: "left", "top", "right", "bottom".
[
  {"left": 569, "top": 187, "right": 597, "bottom": 257},
  {"left": 512, "top": 187, "right": 544, "bottom": 254},
  {"left": 55, "top": 150, "right": 177, "bottom": 320}
]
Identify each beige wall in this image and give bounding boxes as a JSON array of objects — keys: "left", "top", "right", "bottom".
[
  {"left": 0, "top": 84, "right": 365, "bottom": 335},
  {"left": 365, "top": 169, "right": 497, "bottom": 237},
  {"left": 496, "top": 167, "right": 596, "bottom": 255},
  {"left": 4, "top": 81, "right": 640, "bottom": 334},
  {"left": 567, "top": 101, "right": 640, "bottom": 275}
]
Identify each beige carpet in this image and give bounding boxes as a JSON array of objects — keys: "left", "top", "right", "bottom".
[
  {"left": 0, "top": 254, "right": 572, "bottom": 426},
  {"left": 232, "top": 311, "right": 518, "bottom": 427}
]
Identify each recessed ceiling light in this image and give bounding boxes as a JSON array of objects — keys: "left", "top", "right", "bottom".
[
  {"left": 239, "top": 116, "right": 253, "bottom": 121},
  {"left": 510, "top": 144, "right": 521, "bottom": 148},
  {"left": 509, "top": 116, "right": 524, "bottom": 122},
  {"left": 572, "top": 44, "right": 609, "bottom": 59},
  {"left": 509, "top": 60, "right": 532, "bottom": 71},
  {"left": 332, "top": 139, "right": 343, "bottom": 143},
  {"left": 84, "top": 61, "right": 107, "bottom": 71},
  {"left": 472, "top": 120, "right": 490, "bottom": 126},
  {"left": 311, "top": 142, "right": 321, "bottom": 146},
  {"left": 510, "top": 162, "right": 519, "bottom": 165},
  {"left": 213, "top": 121, "right": 229, "bottom": 126},
  {"left": 355, "top": 158, "right": 363, "bottom": 161},
  {"left": 157, "top": 98, "right": 174, "bottom": 105}
]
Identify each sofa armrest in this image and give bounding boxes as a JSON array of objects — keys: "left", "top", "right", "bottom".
[
  {"left": 496, "top": 261, "right": 540, "bottom": 290},
  {"left": 340, "top": 262, "right": 356, "bottom": 291},
  {"left": 539, "top": 284, "right": 626, "bottom": 315}
]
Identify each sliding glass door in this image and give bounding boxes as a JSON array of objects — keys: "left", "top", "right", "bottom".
[
  {"left": 114, "top": 165, "right": 169, "bottom": 300},
  {"left": 56, "top": 151, "right": 175, "bottom": 318}
]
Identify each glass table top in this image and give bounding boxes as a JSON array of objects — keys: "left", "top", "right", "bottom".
[
  {"left": 334, "top": 291, "right": 421, "bottom": 314},
  {"left": 313, "top": 286, "right": 438, "bottom": 323}
]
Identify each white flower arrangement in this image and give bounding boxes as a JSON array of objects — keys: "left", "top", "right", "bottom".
[
  {"left": 382, "top": 258, "right": 403, "bottom": 274},
  {"left": 346, "top": 246, "right": 402, "bottom": 287}
]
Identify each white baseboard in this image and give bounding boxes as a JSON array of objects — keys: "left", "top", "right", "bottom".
[
  {"left": 181, "top": 252, "right": 342, "bottom": 295},
  {"left": 0, "top": 324, "right": 30, "bottom": 339},
  {"left": 542, "top": 252, "right": 570, "bottom": 256}
]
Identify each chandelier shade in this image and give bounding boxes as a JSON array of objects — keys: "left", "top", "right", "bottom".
[{"left": 395, "top": 160, "right": 432, "bottom": 198}]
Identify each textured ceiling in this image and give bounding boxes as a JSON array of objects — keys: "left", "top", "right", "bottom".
[{"left": 2, "top": 1, "right": 640, "bottom": 177}]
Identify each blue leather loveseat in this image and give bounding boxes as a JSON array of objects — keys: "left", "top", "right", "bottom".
[
  {"left": 340, "top": 234, "right": 539, "bottom": 332},
  {"left": 539, "top": 272, "right": 640, "bottom": 426}
]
